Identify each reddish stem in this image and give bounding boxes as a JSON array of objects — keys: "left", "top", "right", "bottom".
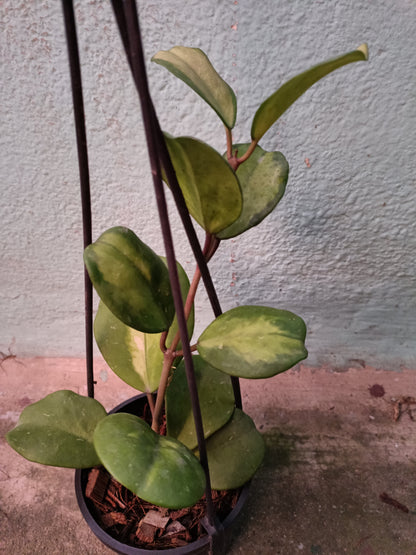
[{"left": 151, "top": 232, "right": 219, "bottom": 432}]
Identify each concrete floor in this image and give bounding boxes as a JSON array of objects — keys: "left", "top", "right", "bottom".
[{"left": 1, "top": 357, "right": 415, "bottom": 554}]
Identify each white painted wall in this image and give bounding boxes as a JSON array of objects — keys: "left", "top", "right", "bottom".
[{"left": 1, "top": 1, "right": 415, "bottom": 369}]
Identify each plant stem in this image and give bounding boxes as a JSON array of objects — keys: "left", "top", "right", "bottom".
[
  {"left": 151, "top": 350, "right": 175, "bottom": 432},
  {"left": 151, "top": 232, "right": 219, "bottom": 432},
  {"left": 236, "top": 138, "right": 258, "bottom": 166},
  {"left": 160, "top": 330, "right": 168, "bottom": 352},
  {"left": 175, "top": 343, "right": 199, "bottom": 356},
  {"left": 225, "top": 125, "right": 233, "bottom": 159},
  {"left": 228, "top": 136, "right": 258, "bottom": 171},
  {"left": 226, "top": 125, "right": 239, "bottom": 171},
  {"left": 169, "top": 266, "right": 202, "bottom": 352},
  {"left": 206, "top": 234, "right": 220, "bottom": 260}
]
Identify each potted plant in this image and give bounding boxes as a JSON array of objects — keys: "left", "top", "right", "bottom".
[{"left": 6, "top": 41, "right": 368, "bottom": 554}]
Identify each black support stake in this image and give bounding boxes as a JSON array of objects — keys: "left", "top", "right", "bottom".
[
  {"left": 61, "top": 0, "right": 94, "bottom": 398},
  {"left": 117, "top": 0, "right": 218, "bottom": 529}
]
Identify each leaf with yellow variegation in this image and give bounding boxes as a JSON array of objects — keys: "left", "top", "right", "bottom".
[{"left": 152, "top": 46, "right": 237, "bottom": 128}]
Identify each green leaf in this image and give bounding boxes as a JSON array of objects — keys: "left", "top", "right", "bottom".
[
  {"left": 94, "top": 259, "right": 194, "bottom": 393},
  {"left": 195, "top": 409, "right": 264, "bottom": 490},
  {"left": 217, "top": 144, "right": 289, "bottom": 239},
  {"left": 93, "top": 413, "right": 205, "bottom": 509},
  {"left": 165, "top": 135, "right": 242, "bottom": 234},
  {"left": 251, "top": 43, "right": 369, "bottom": 142},
  {"left": 94, "top": 302, "right": 160, "bottom": 393},
  {"left": 198, "top": 306, "right": 308, "bottom": 379},
  {"left": 166, "top": 355, "right": 235, "bottom": 450},
  {"left": 6, "top": 391, "right": 107, "bottom": 468},
  {"left": 152, "top": 46, "right": 237, "bottom": 129},
  {"left": 84, "top": 226, "right": 174, "bottom": 333}
]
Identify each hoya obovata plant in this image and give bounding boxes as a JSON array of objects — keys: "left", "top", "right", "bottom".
[{"left": 7, "top": 43, "right": 368, "bottom": 509}]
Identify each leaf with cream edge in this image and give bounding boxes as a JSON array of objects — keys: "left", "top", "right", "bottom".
[
  {"left": 166, "top": 355, "right": 235, "bottom": 450},
  {"left": 152, "top": 46, "right": 237, "bottom": 129},
  {"left": 84, "top": 226, "right": 174, "bottom": 334},
  {"left": 217, "top": 144, "right": 289, "bottom": 239},
  {"left": 94, "top": 259, "right": 194, "bottom": 393},
  {"left": 251, "top": 44, "right": 369, "bottom": 142},
  {"left": 93, "top": 413, "right": 206, "bottom": 509},
  {"left": 198, "top": 305, "right": 308, "bottom": 379},
  {"left": 164, "top": 135, "right": 243, "bottom": 234},
  {"left": 6, "top": 390, "right": 107, "bottom": 468},
  {"left": 194, "top": 409, "right": 265, "bottom": 490}
]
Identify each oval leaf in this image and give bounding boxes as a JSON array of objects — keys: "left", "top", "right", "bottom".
[
  {"left": 251, "top": 43, "right": 369, "bottom": 142},
  {"left": 93, "top": 413, "right": 205, "bottom": 509},
  {"left": 152, "top": 46, "right": 237, "bottom": 129},
  {"left": 198, "top": 306, "right": 308, "bottom": 379},
  {"left": 6, "top": 390, "right": 107, "bottom": 468},
  {"left": 217, "top": 144, "right": 289, "bottom": 239},
  {"left": 84, "top": 226, "right": 174, "bottom": 333},
  {"left": 165, "top": 135, "right": 242, "bottom": 234},
  {"left": 166, "top": 355, "right": 235, "bottom": 450},
  {"left": 194, "top": 409, "right": 264, "bottom": 490},
  {"left": 94, "top": 302, "right": 161, "bottom": 393},
  {"left": 94, "top": 260, "right": 194, "bottom": 393}
]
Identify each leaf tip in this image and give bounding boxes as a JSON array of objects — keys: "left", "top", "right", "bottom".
[
  {"left": 151, "top": 50, "right": 164, "bottom": 64},
  {"left": 357, "top": 43, "right": 369, "bottom": 61}
]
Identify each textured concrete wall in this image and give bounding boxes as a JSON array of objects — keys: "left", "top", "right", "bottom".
[{"left": 1, "top": 1, "right": 415, "bottom": 369}]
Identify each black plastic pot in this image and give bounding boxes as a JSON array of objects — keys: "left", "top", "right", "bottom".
[{"left": 75, "top": 394, "right": 250, "bottom": 554}]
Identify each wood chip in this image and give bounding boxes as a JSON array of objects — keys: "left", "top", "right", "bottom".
[
  {"left": 85, "top": 467, "right": 109, "bottom": 503},
  {"left": 101, "top": 511, "right": 128, "bottom": 528},
  {"left": 141, "top": 509, "right": 170, "bottom": 530},
  {"left": 136, "top": 521, "right": 157, "bottom": 543},
  {"left": 390, "top": 396, "right": 416, "bottom": 421},
  {"left": 162, "top": 520, "right": 187, "bottom": 538}
]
